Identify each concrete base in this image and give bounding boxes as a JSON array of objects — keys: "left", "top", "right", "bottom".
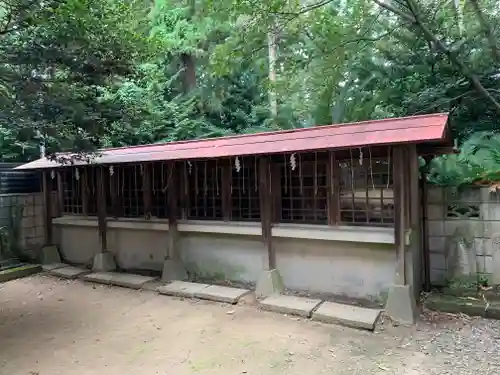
[
  {"left": 259, "top": 295, "right": 322, "bottom": 318},
  {"left": 0, "top": 264, "right": 41, "bottom": 283},
  {"left": 49, "top": 266, "right": 90, "bottom": 279},
  {"left": 385, "top": 284, "right": 418, "bottom": 325},
  {"left": 195, "top": 285, "right": 250, "bottom": 304},
  {"left": 41, "top": 263, "right": 67, "bottom": 271},
  {"left": 39, "top": 245, "right": 61, "bottom": 264},
  {"left": 161, "top": 259, "right": 187, "bottom": 282},
  {"left": 312, "top": 301, "right": 382, "bottom": 331},
  {"left": 158, "top": 281, "right": 249, "bottom": 304},
  {"left": 255, "top": 269, "right": 284, "bottom": 297},
  {"left": 83, "top": 272, "right": 157, "bottom": 289},
  {"left": 92, "top": 252, "right": 116, "bottom": 272},
  {"left": 158, "top": 281, "right": 210, "bottom": 298}
]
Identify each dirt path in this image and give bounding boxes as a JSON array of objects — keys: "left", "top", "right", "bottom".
[{"left": 0, "top": 275, "right": 498, "bottom": 375}]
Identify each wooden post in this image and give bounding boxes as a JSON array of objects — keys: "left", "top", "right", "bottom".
[
  {"left": 221, "top": 159, "right": 232, "bottom": 221},
  {"left": 167, "top": 161, "right": 179, "bottom": 260},
  {"left": 143, "top": 163, "right": 152, "bottom": 219},
  {"left": 393, "top": 146, "right": 406, "bottom": 285},
  {"left": 421, "top": 159, "right": 431, "bottom": 292},
  {"left": 408, "top": 144, "right": 422, "bottom": 295},
  {"left": 259, "top": 157, "right": 275, "bottom": 269},
  {"left": 42, "top": 170, "right": 53, "bottom": 245},
  {"left": 96, "top": 167, "right": 107, "bottom": 252}
]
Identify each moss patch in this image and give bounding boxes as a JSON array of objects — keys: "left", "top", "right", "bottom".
[{"left": 0, "top": 264, "right": 41, "bottom": 283}]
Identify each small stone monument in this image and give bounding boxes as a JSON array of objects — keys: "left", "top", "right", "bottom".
[{"left": 446, "top": 226, "right": 476, "bottom": 281}]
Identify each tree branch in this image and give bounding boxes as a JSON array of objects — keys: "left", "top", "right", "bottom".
[
  {"left": 469, "top": 0, "right": 500, "bottom": 64},
  {"left": 273, "top": 0, "right": 335, "bottom": 17},
  {"left": 372, "top": 0, "right": 500, "bottom": 114}
]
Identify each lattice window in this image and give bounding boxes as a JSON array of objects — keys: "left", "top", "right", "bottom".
[
  {"left": 85, "top": 167, "right": 98, "bottom": 216},
  {"left": 152, "top": 162, "right": 169, "bottom": 218},
  {"left": 279, "top": 153, "right": 328, "bottom": 224},
  {"left": 61, "top": 168, "right": 83, "bottom": 215},
  {"left": 187, "top": 160, "right": 223, "bottom": 220},
  {"left": 231, "top": 156, "right": 260, "bottom": 221},
  {"left": 338, "top": 149, "right": 394, "bottom": 226},
  {"left": 106, "top": 165, "right": 144, "bottom": 218}
]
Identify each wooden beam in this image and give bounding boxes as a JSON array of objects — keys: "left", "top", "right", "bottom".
[
  {"left": 393, "top": 146, "right": 406, "bottom": 285},
  {"left": 42, "top": 170, "right": 53, "bottom": 245},
  {"left": 96, "top": 167, "right": 107, "bottom": 252},
  {"left": 143, "top": 163, "right": 152, "bottom": 219},
  {"left": 259, "top": 157, "right": 275, "bottom": 269}
]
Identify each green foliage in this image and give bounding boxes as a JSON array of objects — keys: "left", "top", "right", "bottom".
[{"left": 428, "top": 132, "right": 500, "bottom": 187}]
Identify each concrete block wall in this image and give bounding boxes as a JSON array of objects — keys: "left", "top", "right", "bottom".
[
  {"left": 0, "top": 192, "right": 58, "bottom": 260},
  {"left": 427, "top": 186, "right": 500, "bottom": 284}
]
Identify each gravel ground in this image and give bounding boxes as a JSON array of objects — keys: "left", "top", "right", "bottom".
[{"left": 0, "top": 275, "right": 499, "bottom": 375}]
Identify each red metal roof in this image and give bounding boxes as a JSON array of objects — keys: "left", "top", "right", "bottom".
[{"left": 16, "top": 113, "right": 449, "bottom": 169}]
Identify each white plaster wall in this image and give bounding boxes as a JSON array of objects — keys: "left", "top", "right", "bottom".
[
  {"left": 57, "top": 225, "right": 98, "bottom": 265},
  {"left": 108, "top": 229, "right": 167, "bottom": 271},
  {"left": 275, "top": 238, "right": 397, "bottom": 300},
  {"left": 179, "top": 233, "right": 266, "bottom": 282},
  {"left": 55, "top": 225, "right": 168, "bottom": 271},
  {"left": 54, "top": 223, "right": 397, "bottom": 299}
]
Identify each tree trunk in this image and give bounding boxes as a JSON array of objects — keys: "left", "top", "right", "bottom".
[
  {"left": 182, "top": 0, "right": 196, "bottom": 91},
  {"left": 267, "top": 21, "right": 278, "bottom": 122}
]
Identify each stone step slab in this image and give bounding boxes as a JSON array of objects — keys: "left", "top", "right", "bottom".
[
  {"left": 157, "top": 281, "right": 210, "bottom": 298},
  {"left": 312, "top": 301, "right": 382, "bottom": 331},
  {"left": 49, "top": 266, "right": 91, "bottom": 279},
  {"left": 194, "top": 285, "right": 250, "bottom": 304},
  {"left": 42, "top": 263, "right": 68, "bottom": 272},
  {"left": 259, "top": 295, "right": 322, "bottom": 318},
  {"left": 83, "top": 272, "right": 157, "bottom": 289}
]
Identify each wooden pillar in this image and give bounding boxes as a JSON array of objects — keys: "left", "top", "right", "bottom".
[
  {"left": 421, "top": 156, "right": 432, "bottom": 292},
  {"left": 409, "top": 144, "right": 423, "bottom": 295},
  {"left": 42, "top": 170, "right": 53, "bottom": 245},
  {"left": 393, "top": 146, "right": 406, "bottom": 285},
  {"left": 167, "top": 161, "right": 179, "bottom": 260},
  {"left": 96, "top": 167, "right": 107, "bottom": 252},
  {"left": 259, "top": 156, "right": 275, "bottom": 269}
]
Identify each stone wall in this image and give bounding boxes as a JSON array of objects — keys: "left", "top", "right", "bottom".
[
  {"left": 0, "top": 193, "right": 54, "bottom": 260},
  {"left": 427, "top": 186, "right": 500, "bottom": 285}
]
